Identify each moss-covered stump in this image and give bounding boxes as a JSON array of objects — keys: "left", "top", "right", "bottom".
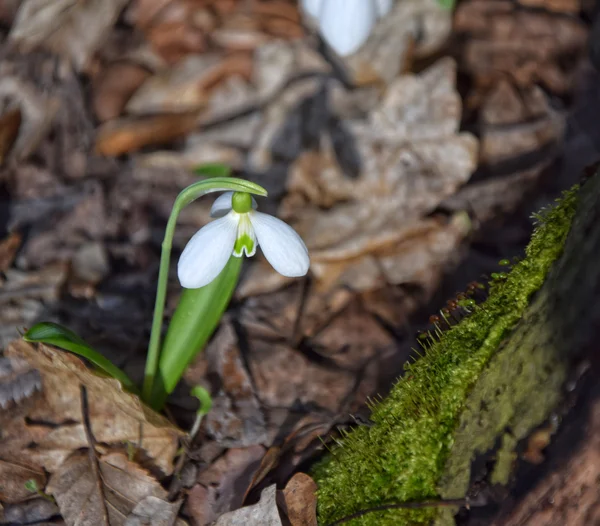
[{"left": 314, "top": 170, "right": 600, "bottom": 526}]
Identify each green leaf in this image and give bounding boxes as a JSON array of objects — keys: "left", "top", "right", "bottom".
[
  {"left": 148, "top": 255, "right": 242, "bottom": 410},
  {"left": 23, "top": 322, "right": 139, "bottom": 394},
  {"left": 193, "top": 163, "right": 232, "bottom": 178},
  {"left": 191, "top": 386, "right": 213, "bottom": 416},
  {"left": 437, "top": 0, "right": 455, "bottom": 9}
]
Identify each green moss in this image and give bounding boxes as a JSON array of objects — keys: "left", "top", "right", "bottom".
[{"left": 313, "top": 187, "right": 580, "bottom": 526}]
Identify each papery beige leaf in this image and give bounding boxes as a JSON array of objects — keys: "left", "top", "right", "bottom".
[
  {"left": 1, "top": 341, "right": 181, "bottom": 476},
  {"left": 47, "top": 451, "right": 177, "bottom": 526},
  {"left": 344, "top": 0, "right": 452, "bottom": 85},
  {"left": 125, "top": 496, "right": 184, "bottom": 526},
  {"left": 213, "top": 485, "right": 282, "bottom": 526},
  {"left": 9, "top": 0, "right": 130, "bottom": 71}
]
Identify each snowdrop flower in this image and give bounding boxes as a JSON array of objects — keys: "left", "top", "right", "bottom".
[
  {"left": 178, "top": 192, "right": 309, "bottom": 289},
  {"left": 301, "top": 0, "right": 394, "bottom": 56}
]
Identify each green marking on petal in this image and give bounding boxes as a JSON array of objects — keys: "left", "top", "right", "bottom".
[{"left": 233, "top": 233, "right": 255, "bottom": 257}]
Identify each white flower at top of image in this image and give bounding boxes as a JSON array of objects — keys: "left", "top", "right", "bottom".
[
  {"left": 301, "top": 0, "right": 394, "bottom": 57},
  {"left": 178, "top": 192, "right": 310, "bottom": 289}
]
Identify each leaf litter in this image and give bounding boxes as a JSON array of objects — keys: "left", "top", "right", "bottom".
[{"left": 0, "top": 0, "right": 594, "bottom": 524}]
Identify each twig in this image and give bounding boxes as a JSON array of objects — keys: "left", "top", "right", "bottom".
[
  {"left": 80, "top": 385, "right": 110, "bottom": 526},
  {"left": 325, "top": 497, "right": 485, "bottom": 526}
]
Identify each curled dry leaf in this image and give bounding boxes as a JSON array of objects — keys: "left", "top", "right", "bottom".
[
  {"left": 213, "top": 484, "right": 282, "bottom": 526},
  {"left": 1, "top": 341, "right": 181, "bottom": 476},
  {"left": 517, "top": 0, "right": 581, "bottom": 15},
  {"left": 95, "top": 110, "right": 201, "bottom": 156},
  {"left": 9, "top": 0, "right": 130, "bottom": 71},
  {"left": 48, "top": 451, "right": 183, "bottom": 526},
  {"left": 272, "top": 58, "right": 477, "bottom": 295},
  {"left": 281, "top": 473, "right": 318, "bottom": 526}
]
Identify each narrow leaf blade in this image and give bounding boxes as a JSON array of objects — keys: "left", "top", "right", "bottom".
[{"left": 23, "top": 322, "right": 138, "bottom": 393}]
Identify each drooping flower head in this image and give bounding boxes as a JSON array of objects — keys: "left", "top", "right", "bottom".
[
  {"left": 178, "top": 192, "right": 310, "bottom": 289},
  {"left": 301, "top": 0, "right": 394, "bottom": 56}
]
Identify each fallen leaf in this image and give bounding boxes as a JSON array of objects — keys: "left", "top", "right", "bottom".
[
  {"left": 213, "top": 484, "right": 282, "bottom": 526},
  {"left": 0, "top": 232, "right": 21, "bottom": 273},
  {"left": 125, "top": 496, "right": 184, "bottom": 526},
  {"left": 0, "top": 108, "right": 22, "bottom": 165},
  {"left": 126, "top": 53, "right": 253, "bottom": 115},
  {"left": 0, "top": 459, "right": 46, "bottom": 504},
  {"left": 242, "top": 446, "right": 282, "bottom": 504},
  {"left": 0, "top": 70, "right": 61, "bottom": 163},
  {"left": 190, "top": 321, "right": 267, "bottom": 448},
  {"left": 95, "top": 111, "right": 201, "bottom": 156},
  {"left": 1, "top": 341, "right": 181, "bottom": 476},
  {"left": 0, "top": 355, "right": 42, "bottom": 409},
  {"left": 0, "top": 498, "right": 61, "bottom": 526},
  {"left": 92, "top": 62, "right": 152, "bottom": 122},
  {"left": 9, "top": 0, "right": 130, "bottom": 71},
  {"left": 517, "top": 0, "right": 581, "bottom": 14},
  {"left": 48, "top": 451, "right": 178, "bottom": 526},
  {"left": 186, "top": 446, "right": 265, "bottom": 525},
  {"left": 281, "top": 473, "right": 317, "bottom": 526},
  {"left": 455, "top": 0, "right": 587, "bottom": 96},
  {"left": 343, "top": 0, "right": 452, "bottom": 85}
]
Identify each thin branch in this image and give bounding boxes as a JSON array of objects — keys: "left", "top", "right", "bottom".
[{"left": 80, "top": 385, "right": 110, "bottom": 526}]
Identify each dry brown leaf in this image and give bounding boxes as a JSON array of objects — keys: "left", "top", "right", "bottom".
[
  {"left": 1, "top": 341, "right": 181, "bottom": 476},
  {"left": 213, "top": 484, "right": 282, "bottom": 526},
  {"left": 0, "top": 232, "right": 22, "bottom": 273},
  {"left": 0, "top": 108, "right": 22, "bottom": 166},
  {"left": 0, "top": 355, "right": 41, "bottom": 409},
  {"left": 9, "top": 0, "right": 130, "bottom": 71},
  {"left": 92, "top": 62, "right": 152, "bottom": 122},
  {"left": 126, "top": 53, "right": 253, "bottom": 115},
  {"left": 126, "top": 496, "right": 185, "bottom": 526},
  {"left": 187, "top": 446, "right": 265, "bottom": 526},
  {"left": 455, "top": 0, "right": 587, "bottom": 95},
  {"left": 0, "top": 498, "right": 61, "bottom": 525},
  {"left": 47, "top": 451, "right": 179, "bottom": 526},
  {"left": 281, "top": 473, "right": 317, "bottom": 526},
  {"left": 242, "top": 446, "right": 282, "bottom": 504},
  {"left": 95, "top": 111, "right": 201, "bottom": 156},
  {"left": 0, "top": 71, "right": 60, "bottom": 163},
  {"left": 196, "top": 322, "right": 268, "bottom": 447},
  {"left": 517, "top": 0, "right": 581, "bottom": 14},
  {"left": 0, "top": 459, "right": 46, "bottom": 504}
]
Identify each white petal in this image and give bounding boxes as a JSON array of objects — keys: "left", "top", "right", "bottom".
[
  {"left": 319, "top": 0, "right": 377, "bottom": 56},
  {"left": 301, "top": 0, "right": 323, "bottom": 18},
  {"left": 210, "top": 192, "right": 258, "bottom": 218},
  {"left": 375, "top": 0, "right": 393, "bottom": 17},
  {"left": 178, "top": 213, "right": 238, "bottom": 288},
  {"left": 249, "top": 211, "right": 309, "bottom": 278}
]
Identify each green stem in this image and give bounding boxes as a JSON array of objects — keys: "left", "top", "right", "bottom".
[
  {"left": 142, "top": 177, "right": 267, "bottom": 404},
  {"left": 149, "top": 256, "right": 242, "bottom": 410}
]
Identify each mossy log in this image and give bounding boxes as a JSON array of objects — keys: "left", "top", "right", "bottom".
[{"left": 314, "top": 170, "right": 600, "bottom": 526}]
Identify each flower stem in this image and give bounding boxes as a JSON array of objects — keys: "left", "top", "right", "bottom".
[{"left": 142, "top": 177, "right": 267, "bottom": 404}]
